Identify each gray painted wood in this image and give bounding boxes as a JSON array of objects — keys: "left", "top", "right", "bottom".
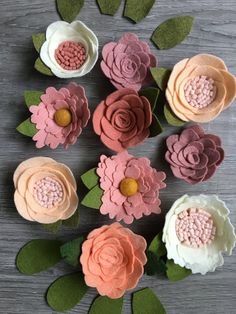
[{"left": 0, "top": 0, "right": 235, "bottom": 313}]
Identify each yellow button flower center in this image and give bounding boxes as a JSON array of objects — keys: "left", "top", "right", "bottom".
[
  {"left": 119, "top": 178, "right": 139, "bottom": 197},
  {"left": 54, "top": 108, "right": 72, "bottom": 127}
]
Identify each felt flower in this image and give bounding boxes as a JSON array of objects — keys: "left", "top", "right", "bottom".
[
  {"left": 93, "top": 88, "right": 152, "bottom": 152},
  {"left": 13, "top": 157, "right": 78, "bottom": 224},
  {"left": 80, "top": 222, "right": 147, "bottom": 299},
  {"left": 165, "top": 125, "right": 224, "bottom": 184},
  {"left": 40, "top": 21, "right": 99, "bottom": 78},
  {"left": 96, "top": 151, "right": 166, "bottom": 224},
  {"left": 101, "top": 33, "right": 157, "bottom": 91},
  {"left": 163, "top": 195, "right": 236, "bottom": 275},
  {"left": 30, "top": 82, "right": 90, "bottom": 149},
  {"left": 166, "top": 54, "right": 236, "bottom": 122}
]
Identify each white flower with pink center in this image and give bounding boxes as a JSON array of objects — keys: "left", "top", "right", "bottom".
[{"left": 163, "top": 194, "right": 236, "bottom": 274}]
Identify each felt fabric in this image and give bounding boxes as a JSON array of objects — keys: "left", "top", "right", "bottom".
[
  {"left": 151, "top": 16, "right": 194, "bottom": 50},
  {"left": 124, "top": 0, "right": 155, "bottom": 23},
  {"left": 139, "top": 87, "right": 159, "bottom": 111},
  {"left": 43, "top": 220, "right": 62, "bottom": 233},
  {"left": 81, "top": 167, "right": 99, "bottom": 189},
  {"left": 16, "top": 239, "right": 62, "bottom": 275},
  {"left": 62, "top": 208, "right": 80, "bottom": 228},
  {"left": 80, "top": 223, "right": 147, "bottom": 299},
  {"left": 60, "top": 236, "right": 84, "bottom": 267},
  {"left": 46, "top": 272, "right": 88, "bottom": 312},
  {"left": 164, "top": 103, "right": 186, "bottom": 126},
  {"left": 34, "top": 57, "right": 53, "bottom": 76},
  {"left": 150, "top": 67, "right": 171, "bottom": 91},
  {"left": 56, "top": 0, "right": 84, "bottom": 23},
  {"left": 165, "top": 125, "right": 225, "bottom": 184},
  {"left": 132, "top": 288, "right": 166, "bottom": 314},
  {"left": 93, "top": 88, "right": 152, "bottom": 152},
  {"left": 32, "top": 33, "right": 46, "bottom": 53},
  {"left": 97, "top": 0, "right": 122, "bottom": 16},
  {"left": 101, "top": 33, "right": 157, "bottom": 91},
  {"left": 89, "top": 296, "right": 123, "bottom": 314},
  {"left": 24, "top": 90, "right": 43, "bottom": 108},
  {"left": 166, "top": 259, "right": 191, "bottom": 281},
  {"left": 81, "top": 184, "right": 103, "bottom": 209},
  {"left": 149, "top": 113, "right": 163, "bottom": 137},
  {"left": 16, "top": 118, "right": 38, "bottom": 137}
]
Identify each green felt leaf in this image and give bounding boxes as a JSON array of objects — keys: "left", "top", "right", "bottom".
[
  {"left": 150, "top": 67, "right": 171, "bottom": 91},
  {"left": 60, "top": 236, "right": 84, "bottom": 267},
  {"left": 56, "top": 0, "right": 84, "bottom": 22},
  {"left": 34, "top": 57, "right": 53, "bottom": 76},
  {"left": 42, "top": 221, "right": 62, "bottom": 233},
  {"left": 166, "top": 259, "right": 191, "bottom": 282},
  {"left": 139, "top": 87, "right": 160, "bottom": 111},
  {"left": 89, "top": 296, "right": 123, "bottom": 314},
  {"left": 16, "top": 239, "right": 62, "bottom": 275},
  {"left": 149, "top": 113, "right": 163, "bottom": 138},
  {"left": 24, "top": 90, "right": 43, "bottom": 108},
  {"left": 47, "top": 272, "right": 88, "bottom": 312},
  {"left": 149, "top": 232, "right": 167, "bottom": 257},
  {"left": 81, "top": 168, "right": 99, "bottom": 190},
  {"left": 16, "top": 118, "right": 38, "bottom": 138},
  {"left": 81, "top": 185, "right": 103, "bottom": 209},
  {"left": 62, "top": 208, "right": 80, "bottom": 228},
  {"left": 97, "top": 0, "right": 122, "bottom": 15},
  {"left": 164, "top": 103, "right": 186, "bottom": 127},
  {"left": 151, "top": 16, "right": 194, "bottom": 49},
  {"left": 32, "top": 33, "right": 46, "bottom": 53},
  {"left": 132, "top": 288, "right": 166, "bottom": 314},
  {"left": 124, "top": 0, "right": 155, "bottom": 23}
]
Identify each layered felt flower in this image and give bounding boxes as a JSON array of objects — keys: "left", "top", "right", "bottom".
[
  {"left": 13, "top": 157, "right": 78, "bottom": 224},
  {"left": 165, "top": 125, "right": 224, "bottom": 184},
  {"left": 163, "top": 195, "right": 236, "bottom": 274},
  {"left": 166, "top": 54, "right": 236, "bottom": 122},
  {"left": 40, "top": 21, "right": 99, "bottom": 78},
  {"left": 80, "top": 222, "right": 147, "bottom": 299},
  {"left": 93, "top": 88, "right": 152, "bottom": 152},
  {"left": 101, "top": 33, "right": 157, "bottom": 91},
  {"left": 29, "top": 82, "right": 90, "bottom": 149}
]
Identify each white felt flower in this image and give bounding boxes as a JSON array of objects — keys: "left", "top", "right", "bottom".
[
  {"left": 40, "top": 21, "right": 99, "bottom": 78},
  {"left": 163, "top": 194, "right": 236, "bottom": 275}
]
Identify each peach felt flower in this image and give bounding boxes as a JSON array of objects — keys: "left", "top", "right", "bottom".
[
  {"left": 80, "top": 223, "right": 147, "bottom": 299},
  {"left": 166, "top": 54, "right": 236, "bottom": 122},
  {"left": 13, "top": 157, "right": 78, "bottom": 224}
]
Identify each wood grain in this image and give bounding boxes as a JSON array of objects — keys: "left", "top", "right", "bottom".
[{"left": 0, "top": 0, "right": 235, "bottom": 313}]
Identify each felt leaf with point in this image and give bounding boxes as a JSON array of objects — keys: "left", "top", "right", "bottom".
[
  {"left": 132, "top": 288, "right": 166, "bottom": 314},
  {"left": 150, "top": 67, "right": 172, "bottom": 91},
  {"left": 16, "top": 118, "right": 38, "bottom": 137},
  {"left": 56, "top": 0, "right": 84, "bottom": 22},
  {"left": 89, "top": 296, "right": 123, "bottom": 314},
  {"left": 24, "top": 90, "right": 43, "bottom": 108},
  {"left": 166, "top": 259, "right": 192, "bottom": 281},
  {"left": 97, "top": 0, "right": 122, "bottom": 15},
  {"left": 34, "top": 57, "right": 53, "bottom": 76},
  {"left": 124, "top": 0, "right": 156, "bottom": 23},
  {"left": 81, "top": 167, "right": 99, "bottom": 190},
  {"left": 81, "top": 185, "right": 103, "bottom": 209},
  {"left": 164, "top": 103, "right": 186, "bottom": 126},
  {"left": 32, "top": 33, "right": 46, "bottom": 53},
  {"left": 60, "top": 236, "right": 84, "bottom": 267}
]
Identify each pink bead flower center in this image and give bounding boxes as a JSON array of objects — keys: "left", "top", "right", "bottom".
[
  {"left": 175, "top": 208, "right": 216, "bottom": 248},
  {"left": 55, "top": 41, "right": 87, "bottom": 71},
  {"left": 184, "top": 75, "right": 217, "bottom": 109},
  {"left": 33, "top": 177, "right": 64, "bottom": 208}
]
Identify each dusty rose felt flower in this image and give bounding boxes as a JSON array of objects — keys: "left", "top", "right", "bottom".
[
  {"left": 166, "top": 54, "right": 236, "bottom": 122},
  {"left": 93, "top": 88, "right": 152, "bottom": 152},
  {"left": 13, "top": 157, "right": 78, "bottom": 224},
  {"left": 80, "top": 222, "right": 147, "bottom": 299},
  {"left": 165, "top": 125, "right": 224, "bottom": 184},
  {"left": 30, "top": 82, "right": 90, "bottom": 149},
  {"left": 101, "top": 33, "right": 157, "bottom": 91},
  {"left": 96, "top": 151, "right": 166, "bottom": 224}
]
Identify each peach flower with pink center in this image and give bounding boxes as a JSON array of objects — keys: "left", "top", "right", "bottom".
[
  {"left": 80, "top": 222, "right": 147, "bottom": 299},
  {"left": 166, "top": 54, "right": 236, "bottom": 123}
]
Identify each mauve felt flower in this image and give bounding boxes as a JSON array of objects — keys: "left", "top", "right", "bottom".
[
  {"left": 165, "top": 125, "right": 224, "bottom": 184},
  {"left": 101, "top": 33, "right": 157, "bottom": 91},
  {"left": 13, "top": 157, "right": 78, "bottom": 224},
  {"left": 93, "top": 88, "right": 152, "bottom": 152},
  {"left": 80, "top": 222, "right": 147, "bottom": 299},
  {"left": 30, "top": 82, "right": 90, "bottom": 149},
  {"left": 96, "top": 151, "right": 166, "bottom": 224},
  {"left": 166, "top": 54, "right": 236, "bottom": 122}
]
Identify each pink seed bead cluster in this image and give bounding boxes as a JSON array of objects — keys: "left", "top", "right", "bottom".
[
  {"left": 176, "top": 208, "right": 216, "bottom": 248},
  {"left": 184, "top": 75, "right": 217, "bottom": 108},
  {"left": 55, "top": 41, "right": 87, "bottom": 71},
  {"left": 33, "top": 177, "right": 63, "bottom": 208}
]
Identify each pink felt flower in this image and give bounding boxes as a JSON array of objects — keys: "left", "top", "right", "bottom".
[
  {"left": 30, "top": 82, "right": 90, "bottom": 149},
  {"left": 96, "top": 151, "right": 166, "bottom": 224},
  {"left": 101, "top": 33, "right": 157, "bottom": 91}
]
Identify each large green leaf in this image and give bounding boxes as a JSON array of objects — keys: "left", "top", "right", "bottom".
[
  {"left": 97, "top": 0, "right": 122, "bottom": 15},
  {"left": 166, "top": 259, "right": 192, "bottom": 281},
  {"left": 124, "top": 0, "right": 155, "bottom": 23},
  {"left": 81, "top": 167, "right": 99, "bottom": 190},
  {"left": 56, "top": 0, "right": 84, "bottom": 22},
  {"left": 16, "top": 118, "right": 38, "bottom": 137},
  {"left": 81, "top": 185, "right": 103, "bottom": 209},
  {"left": 132, "top": 288, "right": 166, "bottom": 314},
  {"left": 89, "top": 296, "right": 123, "bottom": 314},
  {"left": 60, "top": 236, "right": 84, "bottom": 267}
]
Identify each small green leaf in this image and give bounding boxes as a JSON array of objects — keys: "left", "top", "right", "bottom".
[
  {"left": 42, "top": 221, "right": 62, "bottom": 233},
  {"left": 148, "top": 232, "right": 167, "bottom": 258},
  {"left": 24, "top": 90, "right": 43, "bottom": 108},
  {"left": 62, "top": 208, "right": 80, "bottom": 228},
  {"left": 60, "top": 236, "right": 84, "bottom": 267},
  {"left": 81, "top": 185, "right": 103, "bottom": 209},
  {"left": 149, "top": 113, "right": 163, "bottom": 138},
  {"left": 132, "top": 288, "right": 166, "bottom": 314},
  {"left": 81, "top": 168, "right": 99, "bottom": 190},
  {"left": 16, "top": 118, "right": 38, "bottom": 137},
  {"left": 34, "top": 58, "right": 53, "bottom": 76},
  {"left": 124, "top": 0, "right": 155, "bottom": 23},
  {"left": 16, "top": 239, "right": 63, "bottom": 275},
  {"left": 150, "top": 67, "right": 171, "bottom": 91},
  {"left": 164, "top": 103, "right": 186, "bottom": 127},
  {"left": 166, "top": 259, "right": 191, "bottom": 282},
  {"left": 151, "top": 16, "right": 194, "bottom": 49},
  {"left": 97, "top": 0, "right": 122, "bottom": 15},
  {"left": 56, "top": 0, "right": 84, "bottom": 22},
  {"left": 139, "top": 87, "right": 160, "bottom": 111},
  {"left": 89, "top": 296, "right": 123, "bottom": 314},
  {"left": 32, "top": 33, "right": 46, "bottom": 53}
]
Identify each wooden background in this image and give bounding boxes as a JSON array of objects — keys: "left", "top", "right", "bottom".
[{"left": 0, "top": 0, "right": 235, "bottom": 313}]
